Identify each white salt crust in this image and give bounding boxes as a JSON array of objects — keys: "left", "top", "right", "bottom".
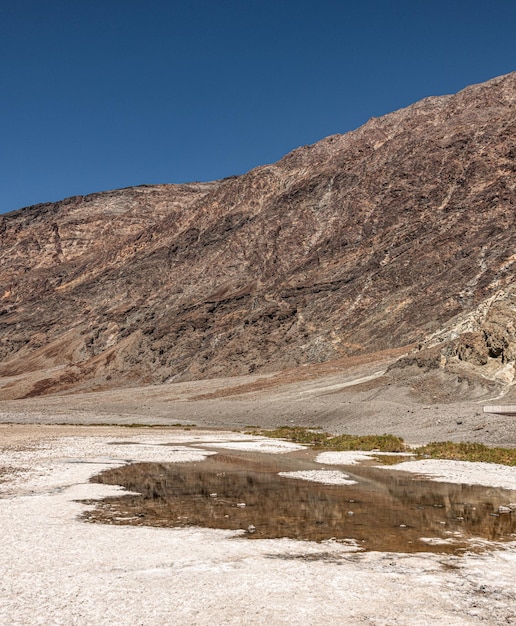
[
  {"left": 1, "top": 432, "right": 515, "bottom": 625},
  {"left": 278, "top": 470, "right": 357, "bottom": 485}
]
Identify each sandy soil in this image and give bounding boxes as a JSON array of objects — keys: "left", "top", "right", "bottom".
[
  {"left": 1, "top": 425, "right": 515, "bottom": 625},
  {"left": 0, "top": 353, "right": 514, "bottom": 447}
]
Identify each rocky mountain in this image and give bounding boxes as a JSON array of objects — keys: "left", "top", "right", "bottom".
[{"left": 0, "top": 71, "right": 515, "bottom": 399}]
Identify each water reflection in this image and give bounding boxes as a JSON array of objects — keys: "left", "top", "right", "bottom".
[{"left": 84, "top": 449, "right": 516, "bottom": 553}]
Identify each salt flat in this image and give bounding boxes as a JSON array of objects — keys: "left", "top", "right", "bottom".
[{"left": 1, "top": 426, "right": 515, "bottom": 625}]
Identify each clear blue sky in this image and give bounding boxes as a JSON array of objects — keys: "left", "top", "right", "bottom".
[{"left": 1, "top": 0, "right": 515, "bottom": 214}]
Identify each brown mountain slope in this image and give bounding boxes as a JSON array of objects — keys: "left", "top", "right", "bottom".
[{"left": 0, "top": 71, "right": 515, "bottom": 398}]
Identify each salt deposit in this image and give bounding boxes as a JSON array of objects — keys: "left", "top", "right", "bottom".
[
  {"left": 278, "top": 470, "right": 357, "bottom": 485},
  {"left": 1, "top": 428, "right": 515, "bottom": 625}
]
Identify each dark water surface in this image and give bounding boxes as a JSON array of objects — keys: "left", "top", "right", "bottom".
[{"left": 84, "top": 446, "right": 516, "bottom": 553}]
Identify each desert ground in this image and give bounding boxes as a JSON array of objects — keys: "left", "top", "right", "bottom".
[
  {"left": 1, "top": 349, "right": 514, "bottom": 446},
  {"left": 1, "top": 355, "right": 515, "bottom": 625}
]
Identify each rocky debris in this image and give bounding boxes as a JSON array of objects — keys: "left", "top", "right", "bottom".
[
  {"left": 453, "top": 332, "right": 490, "bottom": 366},
  {"left": 419, "top": 287, "right": 516, "bottom": 364},
  {"left": 389, "top": 286, "right": 516, "bottom": 401},
  {"left": 0, "top": 72, "right": 515, "bottom": 398}
]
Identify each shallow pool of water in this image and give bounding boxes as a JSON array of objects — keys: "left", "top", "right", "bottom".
[{"left": 84, "top": 447, "right": 516, "bottom": 553}]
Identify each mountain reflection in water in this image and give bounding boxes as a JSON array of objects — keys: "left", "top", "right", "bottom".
[{"left": 85, "top": 448, "right": 516, "bottom": 554}]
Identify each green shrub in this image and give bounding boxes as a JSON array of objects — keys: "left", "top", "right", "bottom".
[
  {"left": 248, "top": 427, "right": 406, "bottom": 452},
  {"left": 250, "top": 427, "right": 516, "bottom": 465},
  {"left": 415, "top": 441, "right": 516, "bottom": 466}
]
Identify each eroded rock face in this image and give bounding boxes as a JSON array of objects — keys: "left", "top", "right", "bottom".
[
  {"left": 0, "top": 72, "right": 515, "bottom": 397},
  {"left": 387, "top": 286, "right": 516, "bottom": 401}
]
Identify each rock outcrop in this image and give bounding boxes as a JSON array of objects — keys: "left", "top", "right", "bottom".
[
  {"left": 386, "top": 285, "right": 516, "bottom": 402},
  {"left": 0, "top": 72, "right": 515, "bottom": 397}
]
